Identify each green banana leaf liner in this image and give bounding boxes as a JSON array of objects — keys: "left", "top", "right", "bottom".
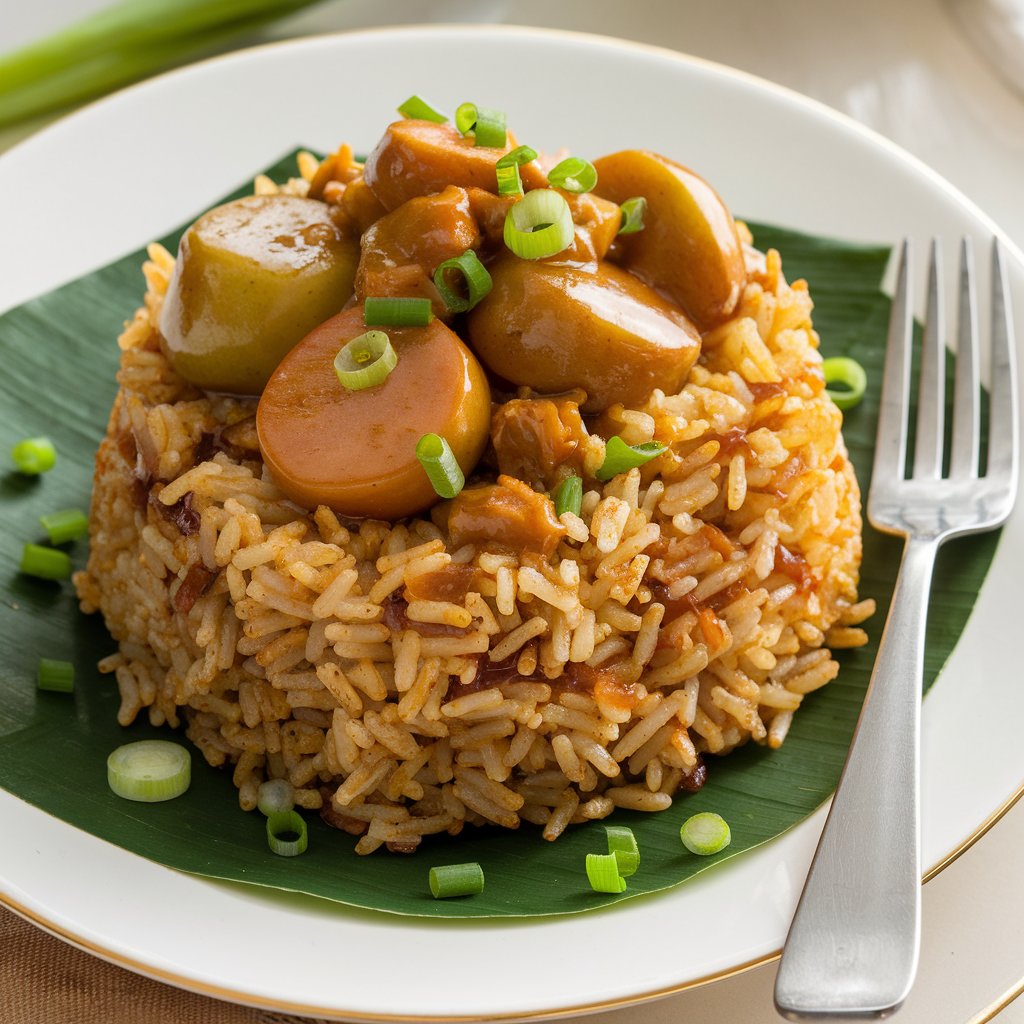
[{"left": 0, "top": 151, "right": 997, "bottom": 919}]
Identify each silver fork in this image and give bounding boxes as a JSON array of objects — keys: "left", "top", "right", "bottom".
[{"left": 774, "top": 238, "right": 1019, "bottom": 1019}]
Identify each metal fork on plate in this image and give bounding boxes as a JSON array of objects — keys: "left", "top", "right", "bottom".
[{"left": 774, "top": 238, "right": 1020, "bottom": 1019}]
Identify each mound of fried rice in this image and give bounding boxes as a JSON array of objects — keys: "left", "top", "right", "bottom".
[{"left": 73, "top": 161, "right": 873, "bottom": 855}]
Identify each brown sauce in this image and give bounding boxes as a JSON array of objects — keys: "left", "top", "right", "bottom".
[
  {"left": 773, "top": 543, "right": 815, "bottom": 593},
  {"left": 172, "top": 563, "right": 215, "bottom": 614}
]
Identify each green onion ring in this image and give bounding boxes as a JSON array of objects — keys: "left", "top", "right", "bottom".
[
  {"left": 554, "top": 475, "right": 583, "bottom": 519},
  {"left": 495, "top": 146, "right": 538, "bottom": 197},
  {"left": 595, "top": 437, "right": 666, "bottom": 482},
  {"left": 363, "top": 297, "right": 433, "bottom": 327},
  {"left": 257, "top": 778, "right": 295, "bottom": 816},
  {"left": 503, "top": 189, "right": 574, "bottom": 261},
  {"left": 617, "top": 196, "right": 647, "bottom": 235},
  {"left": 39, "top": 508, "right": 89, "bottom": 545},
  {"left": 605, "top": 825, "right": 640, "bottom": 877},
  {"left": 266, "top": 809, "right": 308, "bottom": 857},
  {"left": 396, "top": 94, "right": 447, "bottom": 123},
  {"left": 333, "top": 331, "right": 397, "bottom": 391},
  {"left": 548, "top": 156, "right": 598, "bottom": 193},
  {"left": 20, "top": 543, "right": 72, "bottom": 580},
  {"left": 416, "top": 433, "right": 465, "bottom": 499},
  {"left": 680, "top": 812, "right": 732, "bottom": 856},
  {"left": 432, "top": 250, "right": 492, "bottom": 313},
  {"left": 107, "top": 740, "right": 191, "bottom": 803},
  {"left": 454, "top": 102, "right": 507, "bottom": 148},
  {"left": 586, "top": 852, "right": 627, "bottom": 893},
  {"left": 37, "top": 658, "right": 74, "bottom": 693},
  {"left": 429, "top": 862, "right": 484, "bottom": 898},
  {"left": 11, "top": 436, "right": 56, "bottom": 474},
  {"left": 822, "top": 356, "right": 868, "bottom": 411}
]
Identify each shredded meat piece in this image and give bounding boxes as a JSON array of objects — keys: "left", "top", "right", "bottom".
[
  {"left": 173, "top": 563, "right": 215, "bottom": 614},
  {"left": 152, "top": 489, "right": 200, "bottom": 537},
  {"left": 491, "top": 398, "right": 588, "bottom": 488},
  {"left": 678, "top": 759, "right": 708, "bottom": 793},
  {"left": 446, "top": 474, "right": 566, "bottom": 557}
]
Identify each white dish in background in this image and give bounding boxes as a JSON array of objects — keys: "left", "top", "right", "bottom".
[{"left": 1, "top": 25, "right": 1022, "bottom": 1022}]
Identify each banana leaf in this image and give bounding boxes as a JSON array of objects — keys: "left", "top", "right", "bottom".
[{"left": 0, "top": 152, "right": 998, "bottom": 918}]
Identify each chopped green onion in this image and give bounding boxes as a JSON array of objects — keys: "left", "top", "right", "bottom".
[
  {"left": 503, "top": 189, "right": 575, "bottom": 261},
  {"left": 416, "top": 434, "right": 465, "bottom": 499},
  {"left": 605, "top": 825, "right": 640, "bottom": 877},
  {"left": 495, "top": 145, "right": 538, "bottom": 196},
  {"left": 266, "top": 809, "right": 308, "bottom": 857},
  {"left": 548, "top": 157, "right": 598, "bottom": 194},
  {"left": 363, "top": 297, "right": 433, "bottom": 328},
  {"left": 618, "top": 196, "right": 647, "bottom": 235},
  {"left": 595, "top": 437, "right": 666, "bottom": 482},
  {"left": 39, "top": 508, "right": 89, "bottom": 545},
  {"left": 822, "top": 356, "right": 867, "bottom": 411},
  {"left": 680, "top": 811, "right": 732, "bottom": 856},
  {"left": 429, "top": 861, "right": 484, "bottom": 898},
  {"left": 37, "top": 658, "right": 74, "bottom": 693},
  {"left": 554, "top": 475, "right": 583, "bottom": 519},
  {"left": 432, "top": 250, "right": 492, "bottom": 313},
  {"left": 586, "top": 852, "right": 627, "bottom": 893},
  {"left": 397, "top": 94, "right": 448, "bottom": 123},
  {"left": 107, "top": 740, "right": 191, "bottom": 803},
  {"left": 333, "top": 331, "right": 397, "bottom": 391},
  {"left": 20, "top": 543, "right": 72, "bottom": 580},
  {"left": 454, "top": 102, "right": 507, "bottom": 148},
  {"left": 11, "top": 436, "right": 56, "bottom": 475},
  {"left": 257, "top": 778, "right": 294, "bottom": 816}
]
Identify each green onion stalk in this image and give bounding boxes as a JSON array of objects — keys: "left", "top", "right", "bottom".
[{"left": 0, "top": 0, "right": 330, "bottom": 129}]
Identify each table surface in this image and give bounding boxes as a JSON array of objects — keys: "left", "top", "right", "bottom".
[{"left": 3, "top": 1, "right": 1024, "bottom": 1021}]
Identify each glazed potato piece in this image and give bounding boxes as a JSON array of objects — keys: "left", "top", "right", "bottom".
[
  {"left": 465, "top": 258, "right": 701, "bottom": 412},
  {"left": 256, "top": 306, "right": 491, "bottom": 520},
  {"left": 363, "top": 119, "right": 546, "bottom": 211},
  {"left": 593, "top": 150, "right": 746, "bottom": 329},
  {"left": 160, "top": 195, "right": 358, "bottom": 394},
  {"left": 357, "top": 186, "right": 482, "bottom": 318}
]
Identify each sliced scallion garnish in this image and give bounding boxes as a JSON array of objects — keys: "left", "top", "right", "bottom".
[
  {"left": 257, "top": 778, "right": 295, "bottom": 817},
  {"left": 429, "top": 861, "right": 484, "bottom": 898},
  {"left": 266, "top": 809, "right": 308, "bottom": 857},
  {"left": 107, "top": 740, "right": 191, "bottom": 803},
  {"left": 363, "top": 297, "right": 434, "bottom": 328},
  {"left": 454, "top": 102, "right": 507, "bottom": 148},
  {"left": 39, "top": 508, "right": 89, "bottom": 545},
  {"left": 503, "top": 189, "right": 574, "bottom": 261},
  {"left": 37, "top": 658, "right": 74, "bottom": 693},
  {"left": 20, "top": 543, "right": 71, "bottom": 580},
  {"left": 495, "top": 145, "right": 538, "bottom": 197},
  {"left": 617, "top": 196, "right": 647, "bottom": 235},
  {"left": 433, "top": 250, "right": 492, "bottom": 313},
  {"left": 548, "top": 156, "right": 597, "bottom": 194},
  {"left": 554, "top": 475, "right": 583, "bottom": 519},
  {"left": 586, "top": 852, "right": 627, "bottom": 893},
  {"left": 416, "top": 433, "right": 465, "bottom": 499},
  {"left": 605, "top": 825, "right": 640, "bottom": 877},
  {"left": 595, "top": 437, "right": 666, "bottom": 482},
  {"left": 396, "top": 94, "right": 448, "bottom": 123},
  {"left": 333, "top": 331, "right": 397, "bottom": 391},
  {"left": 822, "top": 356, "right": 867, "bottom": 411},
  {"left": 11, "top": 436, "right": 56, "bottom": 475},
  {"left": 680, "top": 812, "right": 732, "bottom": 856}
]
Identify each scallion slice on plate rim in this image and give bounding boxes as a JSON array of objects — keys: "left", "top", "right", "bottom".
[
  {"left": 266, "top": 809, "right": 308, "bottom": 857},
  {"left": 37, "top": 658, "right": 74, "bottom": 693},
  {"left": 605, "top": 825, "right": 640, "bottom": 876},
  {"left": 107, "top": 740, "right": 191, "bottom": 803},
  {"left": 680, "top": 812, "right": 732, "bottom": 856},
  {"left": 11, "top": 436, "right": 56, "bottom": 475},
  {"left": 257, "top": 778, "right": 295, "bottom": 816},
  {"left": 822, "top": 355, "right": 867, "bottom": 410},
  {"left": 39, "top": 507, "right": 89, "bottom": 545},
  {"left": 20, "top": 543, "right": 72, "bottom": 580},
  {"left": 586, "top": 852, "right": 627, "bottom": 893}
]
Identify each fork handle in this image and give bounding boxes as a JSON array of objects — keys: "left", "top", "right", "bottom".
[{"left": 775, "top": 535, "right": 939, "bottom": 1019}]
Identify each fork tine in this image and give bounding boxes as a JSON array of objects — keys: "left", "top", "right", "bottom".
[
  {"left": 912, "top": 240, "right": 945, "bottom": 478},
  {"left": 873, "top": 239, "right": 913, "bottom": 485},
  {"left": 986, "top": 239, "right": 1020, "bottom": 482},
  {"left": 949, "top": 238, "right": 981, "bottom": 478}
]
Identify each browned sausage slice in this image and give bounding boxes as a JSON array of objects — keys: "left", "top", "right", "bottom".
[{"left": 257, "top": 306, "right": 491, "bottom": 519}]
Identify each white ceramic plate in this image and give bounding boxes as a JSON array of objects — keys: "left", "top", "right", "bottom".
[{"left": 2, "top": 25, "right": 1023, "bottom": 1022}]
